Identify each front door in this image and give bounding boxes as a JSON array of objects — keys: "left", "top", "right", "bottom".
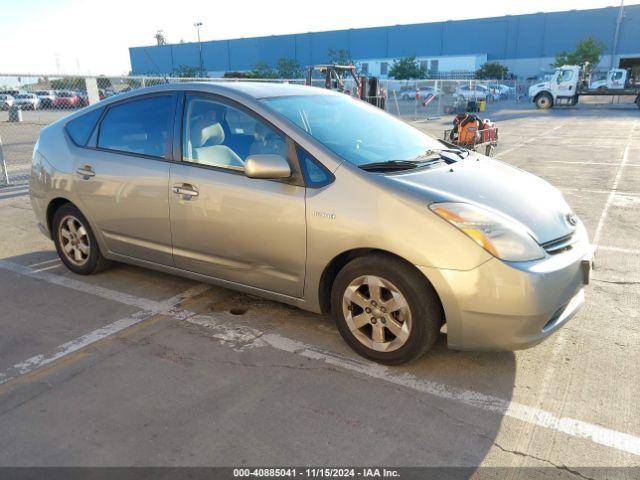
[
  {"left": 73, "top": 94, "right": 176, "bottom": 265},
  {"left": 168, "top": 94, "right": 306, "bottom": 297},
  {"left": 555, "top": 68, "right": 576, "bottom": 97}
]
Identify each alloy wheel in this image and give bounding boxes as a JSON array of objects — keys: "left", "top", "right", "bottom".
[
  {"left": 342, "top": 275, "right": 412, "bottom": 352},
  {"left": 58, "top": 215, "right": 90, "bottom": 266}
]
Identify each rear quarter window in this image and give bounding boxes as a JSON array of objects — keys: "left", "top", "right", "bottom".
[{"left": 65, "top": 107, "right": 103, "bottom": 146}]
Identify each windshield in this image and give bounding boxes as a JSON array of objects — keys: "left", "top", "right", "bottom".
[{"left": 263, "top": 94, "right": 443, "bottom": 166}]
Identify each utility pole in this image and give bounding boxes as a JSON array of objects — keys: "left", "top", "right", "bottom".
[
  {"left": 194, "top": 22, "right": 204, "bottom": 76},
  {"left": 610, "top": 0, "right": 625, "bottom": 69},
  {"left": 154, "top": 30, "right": 167, "bottom": 46}
]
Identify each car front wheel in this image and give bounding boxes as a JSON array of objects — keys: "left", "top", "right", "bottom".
[{"left": 331, "top": 254, "right": 443, "bottom": 365}]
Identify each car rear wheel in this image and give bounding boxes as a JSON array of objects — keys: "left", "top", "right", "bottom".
[
  {"left": 535, "top": 93, "right": 553, "bottom": 109},
  {"left": 331, "top": 254, "right": 442, "bottom": 365},
  {"left": 52, "top": 204, "right": 111, "bottom": 275}
]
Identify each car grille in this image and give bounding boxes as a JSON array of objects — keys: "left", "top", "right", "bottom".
[{"left": 541, "top": 232, "right": 577, "bottom": 255}]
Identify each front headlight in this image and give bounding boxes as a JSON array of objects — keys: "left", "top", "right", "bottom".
[{"left": 430, "top": 202, "right": 545, "bottom": 262}]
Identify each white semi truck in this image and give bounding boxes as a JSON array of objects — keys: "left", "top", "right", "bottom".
[{"left": 529, "top": 65, "right": 640, "bottom": 109}]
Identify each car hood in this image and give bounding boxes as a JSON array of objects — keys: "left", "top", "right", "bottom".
[{"left": 389, "top": 156, "right": 576, "bottom": 244}]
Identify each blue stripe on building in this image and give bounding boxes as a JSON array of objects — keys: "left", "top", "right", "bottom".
[{"left": 129, "top": 5, "right": 640, "bottom": 78}]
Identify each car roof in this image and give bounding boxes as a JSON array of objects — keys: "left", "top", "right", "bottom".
[
  {"left": 103, "top": 81, "right": 338, "bottom": 104},
  {"left": 200, "top": 81, "right": 331, "bottom": 98}
]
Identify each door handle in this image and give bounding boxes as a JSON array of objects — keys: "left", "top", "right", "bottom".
[
  {"left": 76, "top": 165, "right": 95, "bottom": 178},
  {"left": 172, "top": 184, "right": 199, "bottom": 198}
]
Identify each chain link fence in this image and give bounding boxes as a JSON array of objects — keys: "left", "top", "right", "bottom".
[{"left": 0, "top": 73, "right": 532, "bottom": 186}]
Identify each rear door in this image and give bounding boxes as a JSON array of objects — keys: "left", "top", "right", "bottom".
[
  {"left": 168, "top": 93, "right": 306, "bottom": 297},
  {"left": 72, "top": 93, "right": 177, "bottom": 265}
]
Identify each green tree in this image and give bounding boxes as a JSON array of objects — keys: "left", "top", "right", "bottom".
[
  {"left": 388, "top": 55, "right": 426, "bottom": 80},
  {"left": 327, "top": 48, "right": 356, "bottom": 66},
  {"left": 223, "top": 71, "right": 256, "bottom": 79},
  {"left": 475, "top": 61, "right": 509, "bottom": 79},
  {"left": 171, "top": 65, "right": 203, "bottom": 78},
  {"left": 251, "top": 62, "right": 278, "bottom": 79},
  {"left": 275, "top": 58, "right": 303, "bottom": 78},
  {"left": 51, "top": 77, "right": 86, "bottom": 91},
  {"left": 553, "top": 37, "right": 606, "bottom": 68}
]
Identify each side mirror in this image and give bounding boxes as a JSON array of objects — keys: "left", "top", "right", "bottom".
[{"left": 245, "top": 154, "right": 292, "bottom": 179}]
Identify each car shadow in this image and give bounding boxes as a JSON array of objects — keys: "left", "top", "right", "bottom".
[{"left": 2, "top": 250, "right": 516, "bottom": 467}]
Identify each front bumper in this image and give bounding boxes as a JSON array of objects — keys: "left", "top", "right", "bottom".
[{"left": 419, "top": 227, "right": 593, "bottom": 351}]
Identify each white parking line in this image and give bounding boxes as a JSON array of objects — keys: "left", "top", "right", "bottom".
[
  {"left": 593, "top": 121, "right": 638, "bottom": 247},
  {"left": 494, "top": 124, "right": 565, "bottom": 159},
  {"left": 257, "top": 333, "right": 640, "bottom": 457},
  {"left": 0, "top": 272, "right": 210, "bottom": 385},
  {"left": 28, "top": 258, "right": 61, "bottom": 268},
  {"left": 597, "top": 245, "right": 640, "bottom": 255},
  {"left": 0, "top": 310, "right": 153, "bottom": 385},
  {"left": 563, "top": 187, "right": 640, "bottom": 197},
  {"left": 1, "top": 259, "right": 639, "bottom": 458},
  {"left": 32, "top": 263, "right": 63, "bottom": 273},
  {"left": 0, "top": 259, "right": 171, "bottom": 312}
]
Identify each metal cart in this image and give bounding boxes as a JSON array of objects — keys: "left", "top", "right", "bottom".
[{"left": 443, "top": 125, "right": 499, "bottom": 157}]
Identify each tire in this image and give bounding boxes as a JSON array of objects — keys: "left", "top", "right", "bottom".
[
  {"left": 636, "top": 96, "right": 640, "bottom": 109},
  {"left": 535, "top": 92, "right": 553, "bottom": 109},
  {"left": 331, "top": 254, "right": 443, "bottom": 365},
  {"left": 52, "top": 203, "right": 111, "bottom": 275}
]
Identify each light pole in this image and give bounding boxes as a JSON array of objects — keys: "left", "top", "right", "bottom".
[
  {"left": 610, "top": 0, "right": 625, "bottom": 69},
  {"left": 194, "top": 21, "right": 204, "bottom": 76}
]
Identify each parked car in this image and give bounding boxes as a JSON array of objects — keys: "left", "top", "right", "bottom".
[
  {"left": 30, "top": 83, "right": 593, "bottom": 365},
  {"left": 487, "top": 84, "right": 514, "bottom": 99},
  {"left": 52, "top": 91, "right": 80, "bottom": 109},
  {"left": 13, "top": 93, "right": 40, "bottom": 110},
  {"left": 0, "top": 94, "right": 14, "bottom": 110},
  {"left": 35, "top": 90, "right": 56, "bottom": 108},
  {"left": 454, "top": 84, "right": 489, "bottom": 101},
  {"left": 0, "top": 89, "right": 21, "bottom": 97},
  {"left": 399, "top": 86, "right": 442, "bottom": 101}
]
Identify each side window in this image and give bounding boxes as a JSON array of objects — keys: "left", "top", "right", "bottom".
[
  {"left": 66, "top": 107, "right": 103, "bottom": 146},
  {"left": 558, "top": 70, "right": 574, "bottom": 82},
  {"left": 296, "top": 146, "right": 333, "bottom": 188},
  {"left": 98, "top": 95, "right": 174, "bottom": 158},
  {"left": 182, "top": 96, "right": 286, "bottom": 171}
]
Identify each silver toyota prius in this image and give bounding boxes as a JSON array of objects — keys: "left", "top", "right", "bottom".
[{"left": 30, "top": 82, "right": 594, "bottom": 364}]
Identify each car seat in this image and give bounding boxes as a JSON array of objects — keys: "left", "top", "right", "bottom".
[{"left": 190, "top": 122, "right": 244, "bottom": 169}]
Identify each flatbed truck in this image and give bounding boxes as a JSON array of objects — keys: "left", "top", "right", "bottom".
[{"left": 529, "top": 65, "right": 640, "bottom": 109}]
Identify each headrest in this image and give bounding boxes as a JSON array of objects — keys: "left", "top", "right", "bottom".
[{"left": 193, "top": 122, "right": 225, "bottom": 147}]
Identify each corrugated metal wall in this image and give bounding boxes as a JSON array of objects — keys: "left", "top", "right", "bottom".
[{"left": 129, "top": 5, "right": 640, "bottom": 75}]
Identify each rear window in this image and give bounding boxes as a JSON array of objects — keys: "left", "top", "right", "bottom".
[
  {"left": 97, "top": 95, "right": 174, "bottom": 158},
  {"left": 65, "top": 108, "right": 103, "bottom": 146}
]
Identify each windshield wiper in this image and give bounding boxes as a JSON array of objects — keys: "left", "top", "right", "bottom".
[
  {"left": 359, "top": 160, "right": 421, "bottom": 172},
  {"left": 415, "top": 148, "right": 469, "bottom": 163}
]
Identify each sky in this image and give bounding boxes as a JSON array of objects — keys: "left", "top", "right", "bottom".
[{"left": 0, "top": 0, "right": 636, "bottom": 75}]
